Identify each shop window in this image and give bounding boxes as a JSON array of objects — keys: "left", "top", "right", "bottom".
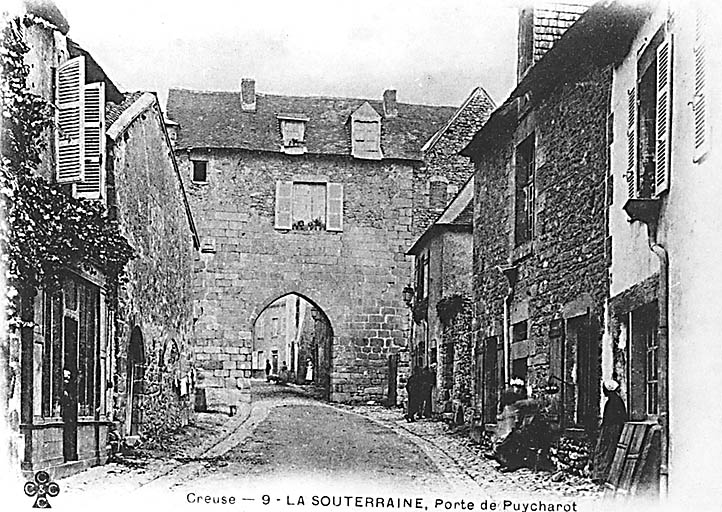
[{"left": 41, "top": 275, "right": 100, "bottom": 418}]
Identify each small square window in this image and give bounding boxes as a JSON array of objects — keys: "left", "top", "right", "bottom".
[{"left": 192, "top": 160, "right": 208, "bottom": 182}]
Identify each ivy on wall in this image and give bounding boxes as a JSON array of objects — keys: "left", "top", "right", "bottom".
[
  {"left": 436, "top": 294, "right": 467, "bottom": 325},
  {"left": 0, "top": 16, "right": 134, "bottom": 309}
]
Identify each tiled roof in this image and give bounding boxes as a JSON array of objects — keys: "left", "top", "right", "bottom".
[
  {"left": 166, "top": 89, "right": 457, "bottom": 160},
  {"left": 105, "top": 91, "right": 145, "bottom": 128}
]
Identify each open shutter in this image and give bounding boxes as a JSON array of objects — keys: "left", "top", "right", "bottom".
[
  {"left": 626, "top": 87, "right": 638, "bottom": 199},
  {"left": 274, "top": 181, "right": 293, "bottom": 230},
  {"left": 326, "top": 182, "right": 343, "bottom": 232},
  {"left": 654, "top": 36, "right": 672, "bottom": 196},
  {"left": 56, "top": 56, "right": 85, "bottom": 183},
  {"left": 75, "top": 82, "right": 105, "bottom": 199},
  {"left": 693, "top": 13, "right": 709, "bottom": 162}
]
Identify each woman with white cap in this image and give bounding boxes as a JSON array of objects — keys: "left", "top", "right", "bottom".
[{"left": 591, "top": 379, "right": 627, "bottom": 484}]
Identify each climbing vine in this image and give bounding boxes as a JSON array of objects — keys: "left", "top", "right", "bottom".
[
  {"left": 1, "top": 16, "right": 134, "bottom": 311},
  {"left": 436, "top": 294, "right": 467, "bottom": 325}
]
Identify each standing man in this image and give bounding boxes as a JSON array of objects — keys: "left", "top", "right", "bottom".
[
  {"left": 265, "top": 359, "right": 272, "bottom": 382},
  {"left": 421, "top": 365, "right": 435, "bottom": 418},
  {"left": 405, "top": 367, "right": 420, "bottom": 422},
  {"left": 60, "top": 368, "right": 77, "bottom": 462}
]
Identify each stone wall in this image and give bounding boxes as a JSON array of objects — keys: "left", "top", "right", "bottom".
[
  {"left": 176, "top": 150, "right": 416, "bottom": 402},
  {"left": 472, "top": 62, "right": 612, "bottom": 468},
  {"left": 414, "top": 91, "right": 494, "bottom": 234},
  {"left": 110, "top": 102, "right": 196, "bottom": 441}
]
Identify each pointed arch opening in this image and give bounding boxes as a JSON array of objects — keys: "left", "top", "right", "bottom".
[{"left": 251, "top": 293, "right": 333, "bottom": 399}]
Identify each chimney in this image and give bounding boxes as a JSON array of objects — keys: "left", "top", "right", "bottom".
[
  {"left": 516, "top": 2, "right": 594, "bottom": 83},
  {"left": 383, "top": 89, "right": 398, "bottom": 118},
  {"left": 241, "top": 78, "right": 256, "bottom": 111}
]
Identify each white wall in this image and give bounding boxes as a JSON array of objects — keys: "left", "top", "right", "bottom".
[{"left": 608, "top": 1, "right": 722, "bottom": 505}]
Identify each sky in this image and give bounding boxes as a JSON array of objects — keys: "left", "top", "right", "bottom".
[{"left": 49, "top": 0, "right": 520, "bottom": 110}]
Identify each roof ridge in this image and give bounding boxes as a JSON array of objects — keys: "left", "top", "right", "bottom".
[{"left": 168, "top": 87, "right": 456, "bottom": 109}]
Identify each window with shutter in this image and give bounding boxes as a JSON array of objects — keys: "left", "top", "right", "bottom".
[
  {"left": 75, "top": 82, "right": 105, "bottom": 199},
  {"left": 274, "top": 181, "right": 293, "bottom": 230},
  {"left": 626, "top": 87, "right": 638, "bottom": 199},
  {"left": 276, "top": 180, "right": 344, "bottom": 232},
  {"left": 654, "top": 37, "right": 672, "bottom": 196},
  {"left": 693, "top": 13, "right": 709, "bottom": 162},
  {"left": 56, "top": 56, "right": 85, "bottom": 183},
  {"left": 631, "top": 26, "right": 671, "bottom": 199},
  {"left": 326, "top": 183, "right": 343, "bottom": 232}
]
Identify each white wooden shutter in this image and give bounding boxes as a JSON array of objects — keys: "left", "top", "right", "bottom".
[
  {"left": 654, "top": 36, "right": 672, "bottom": 196},
  {"left": 326, "top": 182, "right": 343, "bottom": 232},
  {"left": 626, "top": 87, "right": 638, "bottom": 199},
  {"left": 274, "top": 181, "right": 293, "bottom": 230},
  {"left": 56, "top": 56, "right": 85, "bottom": 183},
  {"left": 75, "top": 82, "right": 105, "bottom": 199},
  {"left": 693, "top": 13, "right": 709, "bottom": 162}
]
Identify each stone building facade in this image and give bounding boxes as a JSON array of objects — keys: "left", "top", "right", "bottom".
[
  {"left": 461, "top": 1, "right": 648, "bottom": 471},
  {"left": 7, "top": 3, "right": 198, "bottom": 477},
  {"left": 106, "top": 92, "right": 199, "bottom": 445},
  {"left": 166, "top": 85, "right": 463, "bottom": 403},
  {"left": 407, "top": 178, "right": 474, "bottom": 420},
  {"left": 404, "top": 86, "right": 494, "bottom": 416}
]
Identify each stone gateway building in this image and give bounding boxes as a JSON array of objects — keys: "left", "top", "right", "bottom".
[{"left": 167, "top": 84, "right": 467, "bottom": 402}]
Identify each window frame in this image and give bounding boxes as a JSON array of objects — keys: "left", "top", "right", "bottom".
[
  {"left": 41, "top": 274, "right": 101, "bottom": 420},
  {"left": 274, "top": 179, "right": 343, "bottom": 232},
  {"left": 627, "top": 26, "right": 672, "bottom": 200},
  {"left": 192, "top": 160, "right": 208, "bottom": 183},
  {"left": 514, "top": 133, "right": 536, "bottom": 247}
]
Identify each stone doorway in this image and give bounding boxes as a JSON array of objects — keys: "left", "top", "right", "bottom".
[
  {"left": 127, "top": 326, "right": 145, "bottom": 436},
  {"left": 252, "top": 293, "right": 333, "bottom": 398}
]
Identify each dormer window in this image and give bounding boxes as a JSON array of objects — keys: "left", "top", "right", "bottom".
[
  {"left": 277, "top": 114, "right": 309, "bottom": 155},
  {"left": 351, "top": 102, "right": 382, "bottom": 160}
]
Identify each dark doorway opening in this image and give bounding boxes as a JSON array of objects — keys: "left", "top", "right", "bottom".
[{"left": 127, "top": 326, "right": 145, "bottom": 436}]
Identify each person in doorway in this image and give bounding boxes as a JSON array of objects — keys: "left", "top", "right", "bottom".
[
  {"left": 305, "top": 358, "right": 314, "bottom": 384},
  {"left": 265, "top": 359, "right": 272, "bottom": 382},
  {"left": 60, "top": 368, "right": 78, "bottom": 461},
  {"left": 591, "top": 379, "right": 627, "bottom": 484}
]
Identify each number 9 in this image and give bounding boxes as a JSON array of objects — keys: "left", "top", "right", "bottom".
[{"left": 262, "top": 495, "right": 270, "bottom": 505}]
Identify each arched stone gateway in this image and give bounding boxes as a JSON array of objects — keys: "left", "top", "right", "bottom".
[
  {"left": 192, "top": 267, "right": 411, "bottom": 403},
  {"left": 251, "top": 293, "right": 333, "bottom": 398}
]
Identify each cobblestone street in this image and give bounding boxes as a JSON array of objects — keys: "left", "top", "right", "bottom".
[{"left": 42, "top": 381, "right": 603, "bottom": 511}]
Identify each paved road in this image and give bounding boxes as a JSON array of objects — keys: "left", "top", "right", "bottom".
[
  {"left": 50, "top": 381, "right": 598, "bottom": 511},
  {"left": 147, "top": 382, "right": 456, "bottom": 497}
]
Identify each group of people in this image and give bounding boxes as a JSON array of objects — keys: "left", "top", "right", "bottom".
[
  {"left": 485, "top": 378, "right": 553, "bottom": 472},
  {"left": 264, "top": 358, "right": 314, "bottom": 385},
  {"left": 404, "top": 365, "right": 628, "bottom": 483},
  {"left": 404, "top": 365, "right": 436, "bottom": 422},
  {"left": 484, "top": 377, "right": 627, "bottom": 481}
]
